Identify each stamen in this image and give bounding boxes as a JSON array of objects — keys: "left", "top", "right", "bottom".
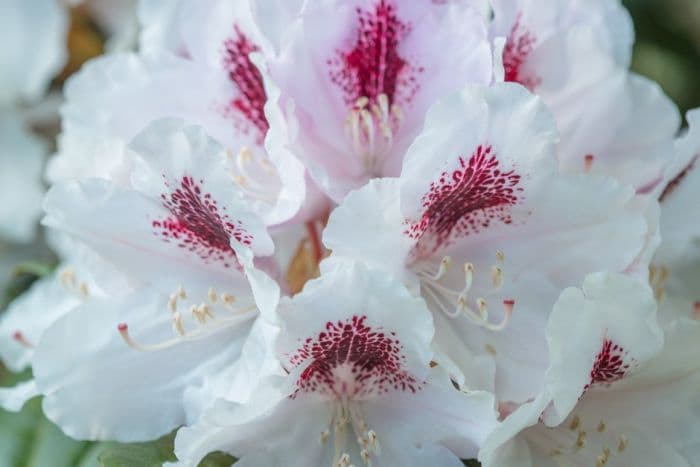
[
  {"left": 432, "top": 256, "right": 451, "bottom": 281},
  {"left": 12, "top": 331, "right": 34, "bottom": 348},
  {"left": 177, "top": 285, "right": 187, "bottom": 300},
  {"left": 344, "top": 93, "right": 401, "bottom": 175},
  {"left": 584, "top": 154, "right": 595, "bottom": 172},
  {"left": 693, "top": 302, "right": 700, "bottom": 320},
  {"left": 117, "top": 305, "right": 256, "bottom": 352}
]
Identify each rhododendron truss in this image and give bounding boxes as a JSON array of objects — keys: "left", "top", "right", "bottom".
[{"left": 0, "top": 0, "right": 698, "bottom": 466}]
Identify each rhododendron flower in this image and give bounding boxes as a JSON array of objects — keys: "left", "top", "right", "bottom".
[
  {"left": 18, "top": 119, "right": 281, "bottom": 441},
  {"left": 0, "top": 0, "right": 68, "bottom": 106},
  {"left": 0, "top": 114, "right": 46, "bottom": 244},
  {"left": 258, "top": 0, "right": 493, "bottom": 201},
  {"left": 169, "top": 261, "right": 499, "bottom": 466},
  {"left": 49, "top": 0, "right": 311, "bottom": 227},
  {"left": 480, "top": 274, "right": 700, "bottom": 467},
  {"left": 491, "top": 0, "right": 680, "bottom": 190},
  {"left": 325, "top": 83, "right": 653, "bottom": 403}
]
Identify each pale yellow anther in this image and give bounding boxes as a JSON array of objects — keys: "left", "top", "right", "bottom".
[
  {"left": 356, "top": 96, "right": 369, "bottom": 108},
  {"left": 221, "top": 293, "right": 236, "bottom": 306},
  {"left": 597, "top": 420, "right": 606, "bottom": 432},
  {"left": 259, "top": 158, "right": 275, "bottom": 175},
  {"left": 231, "top": 172, "right": 247, "bottom": 186},
  {"left": 360, "top": 449, "right": 370, "bottom": 464},
  {"left": 618, "top": 435, "right": 628, "bottom": 453},
  {"left": 172, "top": 312, "right": 185, "bottom": 336},
  {"left": 208, "top": 287, "right": 218, "bottom": 303},
  {"left": 238, "top": 147, "right": 252, "bottom": 162},
  {"left": 491, "top": 265, "right": 503, "bottom": 288},
  {"left": 575, "top": 430, "right": 586, "bottom": 450},
  {"left": 79, "top": 282, "right": 89, "bottom": 297},
  {"left": 569, "top": 415, "right": 581, "bottom": 431},
  {"left": 476, "top": 298, "right": 488, "bottom": 317},
  {"left": 168, "top": 294, "right": 178, "bottom": 313},
  {"left": 59, "top": 268, "right": 77, "bottom": 287},
  {"left": 320, "top": 430, "right": 329, "bottom": 444},
  {"left": 496, "top": 249, "right": 505, "bottom": 263},
  {"left": 485, "top": 343, "right": 497, "bottom": 356},
  {"left": 177, "top": 286, "right": 186, "bottom": 299}
]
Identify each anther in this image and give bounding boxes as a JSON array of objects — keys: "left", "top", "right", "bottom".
[
  {"left": 172, "top": 311, "right": 186, "bottom": 336},
  {"left": 597, "top": 420, "right": 606, "bottom": 432},
  {"left": 168, "top": 294, "right": 178, "bottom": 313},
  {"left": 491, "top": 265, "right": 503, "bottom": 288},
  {"left": 584, "top": 154, "right": 595, "bottom": 172},
  {"left": 693, "top": 302, "right": 700, "bottom": 320},
  {"left": 496, "top": 249, "right": 505, "bottom": 263},
  {"left": 208, "top": 287, "right": 218, "bottom": 303},
  {"left": 12, "top": 331, "right": 34, "bottom": 348},
  {"left": 575, "top": 430, "right": 586, "bottom": 450},
  {"left": 320, "top": 429, "right": 330, "bottom": 444},
  {"left": 618, "top": 435, "right": 628, "bottom": 452},
  {"left": 569, "top": 415, "right": 580, "bottom": 431},
  {"left": 177, "top": 285, "right": 186, "bottom": 299},
  {"left": 78, "top": 282, "right": 90, "bottom": 297},
  {"left": 432, "top": 256, "right": 451, "bottom": 280},
  {"left": 221, "top": 293, "right": 236, "bottom": 306}
]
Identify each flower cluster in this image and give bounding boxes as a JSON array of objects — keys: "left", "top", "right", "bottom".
[{"left": 1, "top": 0, "right": 699, "bottom": 466}]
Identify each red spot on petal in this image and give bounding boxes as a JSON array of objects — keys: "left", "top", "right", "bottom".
[
  {"left": 222, "top": 26, "right": 269, "bottom": 145},
  {"left": 406, "top": 144, "right": 523, "bottom": 258},
  {"left": 153, "top": 176, "right": 252, "bottom": 268},
  {"left": 503, "top": 13, "right": 541, "bottom": 91},
  {"left": 289, "top": 315, "right": 420, "bottom": 398},
  {"left": 328, "top": 0, "right": 420, "bottom": 107},
  {"left": 586, "top": 339, "right": 633, "bottom": 389}
]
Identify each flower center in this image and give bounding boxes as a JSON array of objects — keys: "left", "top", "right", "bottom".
[
  {"left": 329, "top": 0, "right": 420, "bottom": 174},
  {"left": 290, "top": 315, "right": 419, "bottom": 398},
  {"left": 405, "top": 144, "right": 523, "bottom": 260},
  {"left": 152, "top": 175, "right": 252, "bottom": 269}
]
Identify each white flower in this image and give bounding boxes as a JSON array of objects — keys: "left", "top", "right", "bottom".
[
  {"left": 490, "top": 0, "right": 680, "bottom": 191},
  {"left": 169, "top": 260, "right": 499, "bottom": 466},
  {"left": 16, "top": 119, "right": 281, "bottom": 442},
  {"left": 0, "top": 114, "right": 45, "bottom": 244},
  {"left": 0, "top": 0, "right": 68, "bottom": 106},
  {"left": 324, "top": 83, "right": 654, "bottom": 404},
  {"left": 256, "top": 0, "right": 493, "bottom": 201},
  {"left": 480, "top": 273, "right": 699, "bottom": 467},
  {"left": 49, "top": 0, "right": 311, "bottom": 226}
]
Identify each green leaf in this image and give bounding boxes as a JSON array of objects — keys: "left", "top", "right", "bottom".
[
  {"left": 98, "top": 432, "right": 177, "bottom": 467},
  {"left": 197, "top": 451, "right": 236, "bottom": 467}
]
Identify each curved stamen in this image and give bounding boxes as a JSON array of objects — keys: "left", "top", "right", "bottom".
[{"left": 117, "top": 304, "right": 257, "bottom": 352}]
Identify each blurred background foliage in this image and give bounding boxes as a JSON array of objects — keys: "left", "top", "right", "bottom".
[
  {"left": 625, "top": 0, "right": 700, "bottom": 114},
  {"left": 1, "top": 1, "right": 700, "bottom": 466}
]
